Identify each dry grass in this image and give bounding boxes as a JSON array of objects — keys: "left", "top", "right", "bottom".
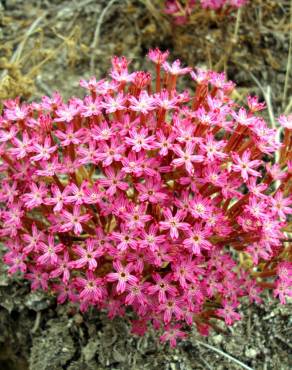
[{"left": 0, "top": 0, "right": 291, "bottom": 113}]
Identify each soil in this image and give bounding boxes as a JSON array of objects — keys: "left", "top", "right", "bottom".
[{"left": 0, "top": 0, "right": 291, "bottom": 369}]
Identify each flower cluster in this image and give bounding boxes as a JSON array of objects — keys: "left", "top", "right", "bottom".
[
  {"left": 165, "top": 0, "right": 248, "bottom": 25},
  {"left": 0, "top": 49, "right": 291, "bottom": 347}
]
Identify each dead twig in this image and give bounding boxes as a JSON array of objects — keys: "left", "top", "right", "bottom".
[
  {"left": 214, "top": 7, "right": 242, "bottom": 72},
  {"left": 90, "top": 0, "right": 118, "bottom": 73},
  {"left": 248, "top": 73, "right": 283, "bottom": 169},
  {"left": 249, "top": 73, "right": 276, "bottom": 128},
  {"left": 198, "top": 353, "right": 214, "bottom": 370},
  {"left": 282, "top": 0, "right": 292, "bottom": 106},
  {"left": 0, "top": 13, "right": 47, "bottom": 81},
  {"left": 274, "top": 334, "right": 292, "bottom": 350},
  {"left": 31, "top": 311, "right": 41, "bottom": 334},
  {"left": 285, "top": 97, "right": 292, "bottom": 114},
  {"left": 196, "top": 340, "right": 254, "bottom": 370}
]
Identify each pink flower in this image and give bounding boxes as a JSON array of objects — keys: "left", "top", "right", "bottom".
[
  {"left": 153, "top": 130, "right": 175, "bottom": 156},
  {"left": 125, "top": 282, "right": 149, "bottom": 306},
  {"left": 190, "top": 195, "right": 212, "bottom": 220},
  {"left": 278, "top": 114, "right": 292, "bottom": 129},
  {"left": 126, "top": 128, "right": 155, "bottom": 152},
  {"left": 0, "top": 181, "right": 18, "bottom": 204},
  {"left": 162, "top": 60, "right": 192, "bottom": 76},
  {"left": 139, "top": 223, "right": 166, "bottom": 251},
  {"left": 274, "top": 280, "right": 292, "bottom": 305},
  {"left": 1, "top": 202, "right": 24, "bottom": 234},
  {"left": 159, "top": 297, "right": 183, "bottom": 324},
  {"left": 25, "top": 267, "right": 49, "bottom": 291},
  {"left": 199, "top": 133, "right": 227, "bottom": 161},
  {"left": 36, "top": 155, "right": 62, "bottom": 177},
  {"left": 171, "top": 257, "right": 196, "bottom": 288},
  {"left": 160, "top": 324, "right": 187, "bottom": 348},
  {"left": 64, "top": 182, "right": 88, "bottom": 205},
  {"left": 133, "top": 71, "right": 152, "bottom": 89},
  {"left": 266, "top": 163, "right": 286, "bottom": 181},
  {"left": 81, "top": 96, "right": 102, "bottom": 117},
  {"left": 4, "top": 102, "right": 29, "bottom": 121},
  {"left": 154, "top": 89, "right": 178, "bottom": 110},
  {"left": 3, "top": 249, "right": 27, "bottom": 275},
  {"left": 159, "top": 209, "right": 190, "bottom": 240},
  {"left": 121, "top": 151, "right": 144, "bottom": 175},
  {"left": 75, "top": 271, "right": 104, "bottom": 302},
  {"left": 148, "top": 272, "right": 178, "bottom": 303},
  {"left": 52, "top": 281, "right": 77, "bottom": 304},
  {"left": 9, "top": 131, "right": 33, "bottom": 159},
  {"left": 22, "top": 182, "right": 47, "bottom": 209},
  {"left": 107, "top": 261, "right": 138, "bottom": 293},
  {"left": 277, "top": 262, "right": 292, "bottom": 283},
  {"left": 44, "top": 184, "right": 69, "bottom": 212},
  {"left": 270, "top": 191, "right": 292, "bottom": 220},
  {"left": 102, "top": 93, "right": 127, "bottom": 113},
  {"left": 183, "top": 223, "right": 212, "bottom": 255},
  {"left": 247, "top": 96, "right": 266, "bottom": 112},
  {"left": 99, "top": 166, "right": 129, "bottom": 196},
  {"left": 0, "top": 126, "right": 18, "bottom": 143},
  {"left": 131, "top": 319, "right": 148, "bottom": 336},
  {"left": 50, "top": 251, "right": 72, "bottom": 283},
  {"left": 22, "top": 224, "right": 44, "bottom": 254},
  {"left": 136, "top": 176, "right": 167, "bottom": 204},
  {"left": 232, "top": 149, "right": 262, "bottom": 181},
  {"left": 128, "top": 91, "right": 155, "bottom": 114},
  {"left": 216, "top": 300, "right": 241, "bottom": 325},
  {"left": 77, "top": 140, "right": 99, "bottom": 165},
  {"left": 111, "top": 224, "right": 139, "bottom": 251},
  {"left": 55, "top": 103, "right": 79, "bottom": 122},
  {"left": 72, "top": 239, "right": 104, "bottom": 271},
  {"left": 122, "top": 203, "right": 152, "bottom": 230},
  {"left": 245, "top": 242, "right": 270, "bottom": 266},
  {"left": 31, "top": 136, "right": 57, "bottom": 162},
  {"left": 37, "top": 235, "right": 64, "bottom": 265},
  {"left": 95, "top": 139, "right": 125, "bottom": 167},
  {"left": 60, "top": 205, "right": 91, "bottom": 235},
  {"left": 147, "top": 48, "right": 169, "bottom": 65},
  {"left": 83, "top": 182, "right": 103, "bottom": 205},
  {"left": 172, "top": 142, "right": 204, "bottom": 174},
  {"left": 91, "top": 121, "right": 114, "bottom": 142},
  {"left": 55, "top": 123, "right": 85, "bottom": 147},
  {"left": 232, "top": 107, "right": 256, "bottom": 128},
  {"left": 245, "top": 281, "right": 262, "bottom": 304},
  {"left": 41, "top": 91, "right": 62, "bottom": 111}
]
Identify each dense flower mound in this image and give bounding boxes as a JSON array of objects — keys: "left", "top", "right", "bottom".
[
  {"left": 165, "top": 0, "right": 248, "bottom": 25},
  {"left": 0, "top": 49, "right": 291, "bottom": 347}
]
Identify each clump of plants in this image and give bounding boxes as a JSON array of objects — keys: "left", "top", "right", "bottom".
[
  {"left": 164, "top": 0, "right": 248, "bottom": 24},
  {"left": 0, "top": 49, "right": 291, "bottom": 347}
]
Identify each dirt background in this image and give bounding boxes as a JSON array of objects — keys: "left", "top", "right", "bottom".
[{"left": 0, "top": 0, "right": 291, "bottom": 369}]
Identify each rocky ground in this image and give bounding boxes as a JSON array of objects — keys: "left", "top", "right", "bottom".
[{"left": 0, "top": 0, "right": 291, "bottom": 369}]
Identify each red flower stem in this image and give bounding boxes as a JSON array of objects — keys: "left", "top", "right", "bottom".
[
  {"left": 227, "top": 193, "right": 249, "bottom": 215},
  {"left": 280, "top": 128, "right": 291, "bottom": 163},
  {"left": 224, "top": 125, "right": 244, "bottom": 152},
  {"left": 257, "top": 282, "right": 275, "bottom": 289},
  {"left": 237, "top": 138, "right": 253, "bottom": 155},
  {"left": 254, "top": 269, "right": 276, "bottom": 278},
  {"left": 1, "top": 153, "right": 15, "bottom": 168},
  {"left": 53, "top": 175, "right": 64, "bottom": 190},
  {"left": 69, "top": 143, "right": 75, "bottom": 161},
  {"left": 156, "top": 64, "right": 161, "bottom": 93}
]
